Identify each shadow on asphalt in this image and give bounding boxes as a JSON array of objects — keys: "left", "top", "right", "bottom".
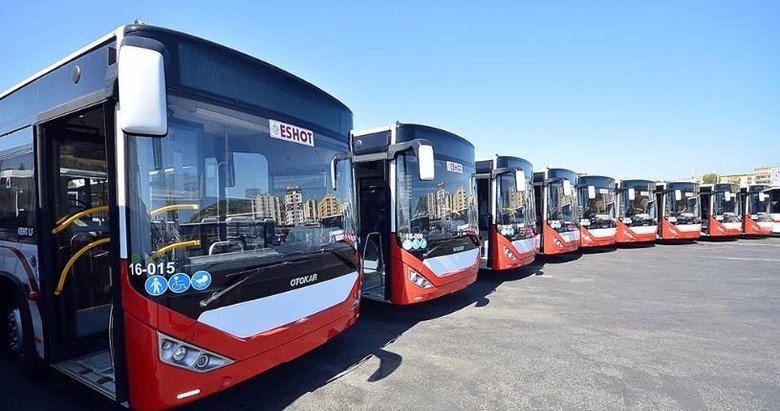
[
  {"left": 616, "top": 242, "right": 656, "bottom": 249},
  {"left": 536, "top": 252, "right": 583, "bottom": 265},
  {"left": 578, "top": 246, "right": 618, "bottom": 254},
  {"left": 180, "top": 265, "right": 545, "bottom": 410}
]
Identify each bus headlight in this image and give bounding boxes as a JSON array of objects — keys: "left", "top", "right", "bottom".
[
  {"left": 158, "top": 333, "right": 233, "bottom": 373},
  {"left": 621, "top": 217, "right": 632, "bottom": 225},
  {"left": 579, "top": 218, "right": 591, "bottom": 227},
  {"left": 409, "top": 268, "right": 433, "bottom": 289},
  {"left": 667, "top": 216, "right": 677, "bottom": 223},
  {"left": 503, "top": 246, "right": 518, "bottom": 260}
]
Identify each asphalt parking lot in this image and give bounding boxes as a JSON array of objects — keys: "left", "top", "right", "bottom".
[{"left": 3, "top": 238, "right": 779, "bottom": 410}]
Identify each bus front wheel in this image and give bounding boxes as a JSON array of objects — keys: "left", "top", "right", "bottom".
[{"left": 4, "top": 290, "right": 41, "bottom": 378}]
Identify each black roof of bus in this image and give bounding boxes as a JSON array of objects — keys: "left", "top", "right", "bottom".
[
  {"left": 395, "top": 123, "right": 473, "bottom": 148},
  {"left": 124, "top": 25, "right": 351, "bottom": 115},
  {"left": 577, "top": 175, "right": 615, "bottom": 188},
  {"left": 618, "top": 178, "right": 655, "bottom": 190},
  {"left": 475, "top": 156, "right": 533, "bottom": 174},
  {"left": 534, "top": 168, "right": 578, "bottom": 183}
]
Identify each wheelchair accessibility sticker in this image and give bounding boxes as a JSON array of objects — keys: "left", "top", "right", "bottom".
[{"left": 168, "top": 273, "right": 191, "bottom": 294}]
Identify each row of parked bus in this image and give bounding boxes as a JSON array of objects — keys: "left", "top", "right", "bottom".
[
  {"left": 477, "top": 162, "right": 779, "bottom": 271},
  {"left": 0, "top": 24, "right": 777, "bottom": 411}
]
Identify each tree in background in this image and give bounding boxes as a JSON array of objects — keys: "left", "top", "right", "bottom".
[{"left": 702, "top": 173, "right": 719, "bottom": 184}]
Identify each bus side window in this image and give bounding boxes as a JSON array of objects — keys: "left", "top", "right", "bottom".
[{"left": 0, "top": 127, "right": 36, "bottom": 243}]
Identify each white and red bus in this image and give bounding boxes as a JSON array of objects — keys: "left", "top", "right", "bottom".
[
  {"left": 655, "top": 182, "right": 702, "bottom": 240},
  {"left": 768, "top": 187, "right": 780, "bottom": 236},
  {"left": 739, "top": 185, "right": 773, "bottom": 236},
  {"left": 0, "top": 24, "right": 360, "bottom": 410},
  {"left": 615, "top": 179, "right": 658, "bottom": 243},
  {"left": 476, "top": 155, "right": 537, "bottom": 270},
  {"left": 352, "top": 123, "right": 479, "bottom": 304},
  {"left": 700, "top": 184, "right": 742, "bottom": 237},
  {"left": 576, "top": 175, "right": 617, "bottom": 247},
  {"left": 533, "top": 168, "right": 579, "bottom": 254}
]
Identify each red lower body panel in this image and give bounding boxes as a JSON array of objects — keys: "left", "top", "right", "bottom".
[
  {"left": 390, "top": 241, "right": 479, "bottom": 305},
  {"left": 579, "top": 226, "right": 617, "bottom": 247},
  {"left": 615, "top": 220, "right": 658, "bottom": 243},
  {"left": 124, "top": 308, "right": 357, "bottom": 410},
  {"left": 705, "top": 217, "right": 742, "bottom": 237},
  {"left": 743, "top": 216, "right": 773, "bottom": 236},
  {"left": 541, "top": 224, "right": 579, "bottom": 255},
  {"left": 488, "top": 227, "right": 536, "bottom": 270},
  {"left": 659, "top": 218, "right": 700, "bottom": 240}
]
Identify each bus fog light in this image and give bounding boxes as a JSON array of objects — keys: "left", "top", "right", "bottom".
[
  {"left": 172, "top": 346, "right": 188, "bottom": 362},
  {"left": 158, "top": 332, "right": 233, "bottom": 373},
  {"left": 195, "top": 354, "right": 210, "bottom": 369},
  {"left": 409, "top": 268, "right": 433, "bottom": 289}
]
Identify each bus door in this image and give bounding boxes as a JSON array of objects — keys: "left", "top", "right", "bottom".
[
  {"left": 38, "top": 105, "right": 119, "bottom": 399},
  {"left": 356, "top": 161, "right": 391, "bottom": 301},
  {"left": 476, "top": 176, "right": 492, "bottom": 268}
]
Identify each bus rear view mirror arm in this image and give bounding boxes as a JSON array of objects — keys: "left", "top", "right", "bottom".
[
  {"left": 118, "top": 36, "right": 168, "bottom": 136},
  {"left": 353, "top": 138, "right": 435, "bottom": 181},
  {"left": 330, "top": 152, "right": 350, "bottom": 190}
]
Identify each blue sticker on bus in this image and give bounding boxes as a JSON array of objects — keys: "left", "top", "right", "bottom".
[
  {"left": 145, "top": 275, "right": 168, "bottom": 296},
  {"left": 191, "top": 270, "right": 212, "bottom": 291},
  {"left": 168, "top": 273, "right": 191, "bottom": 294}
]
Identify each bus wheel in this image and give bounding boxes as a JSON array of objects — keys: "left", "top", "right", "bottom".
[{"left": 5, "top": 292, "right": 41, "bottom": 378}]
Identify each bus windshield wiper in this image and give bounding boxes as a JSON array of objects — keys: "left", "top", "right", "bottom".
[{"left": 199, "top": 260, "right": 295, "bottom": 308}]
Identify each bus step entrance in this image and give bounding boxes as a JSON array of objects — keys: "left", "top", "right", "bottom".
[{"left": 53, "top": 349, "right": 116, "bottom": 401}]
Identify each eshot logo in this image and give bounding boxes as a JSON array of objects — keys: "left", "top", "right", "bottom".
[
  {"left": 269, "top": 119, "right": 315, "bottom": 147},
  {"left": 446, "top": 161, "right": 463, "bottom": 174}
]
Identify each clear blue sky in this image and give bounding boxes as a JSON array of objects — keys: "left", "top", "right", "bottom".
[{"left": 1, "top": 1, "right": 778, "bottom": 180}]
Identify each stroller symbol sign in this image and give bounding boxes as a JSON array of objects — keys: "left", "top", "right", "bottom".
[
  {"left": 168, "top": 273, "right": 191, "bottom": 294},
  {"left": 145, "top": 275, "right": 168, "bottom": 296}
]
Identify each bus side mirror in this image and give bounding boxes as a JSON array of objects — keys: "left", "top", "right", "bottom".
[
  {"left": 563, "top": 180, "right": 572, "bottom": 196},
  {"left": 417, "top": 144, "right": 435, "bottom": 181},
  {"left": 759, "top": 192, "right": 767, "bottom": 202},
  {"left": 515, "top": 170, "right": 527, "bottom": 191},
  {"left": 118, "top": 38, "right": 168, "bottom": 136},
  {"left": 587, "top": 185, "right": 596, "bottom": 199},
  {"left": 674, "top": 190, "right": 682, "bottom": 201},
  {"left": 628, "top": 188, "right": 636, "bottom": 201}
]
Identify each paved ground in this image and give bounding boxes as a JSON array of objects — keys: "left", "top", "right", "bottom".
[{"left": 3, "top": 238, "right": 779, "bottom": 410}]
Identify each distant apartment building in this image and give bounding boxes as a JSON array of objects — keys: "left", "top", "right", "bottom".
[
  {"left": 284, "top": 186, "right": 304, "bottom": 225},
  {"left": 304, "top": 197, "right": 319, "bottom": 222},
  {"left": 716, "top": 165, "right": 780, "bottom": 186},
  {"left": 319, "top": 194, "right": 346, "bottom": 219},
  {"left": 253, "top": 192, "right": 284, "bottom": 223}
]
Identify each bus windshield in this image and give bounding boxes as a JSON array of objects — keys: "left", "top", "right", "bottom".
[
  {"left": 126, "top": 95, "right": 355, "bottom": 299},
  {"left": 547, "top": 180, "right": 577, "bottom": 230},
  {"left": 748, "top": 192, "right": 771, "bottom": 218},
  {"left": 713, "top": 191, "right": 740, "bottom": 222},
  {"left": 619, "top": 186, "right": 656, "bottom": 225},
  {"left": 496, "top": 173, "right": 535, "bottom": 239},
  {"left": 396, "top": 153, "right": 478, "bottom": 248},
  {"left": 666, "top": 189, "right": 700, "bottom": 223},
  {"left": 579, "top": 185, "right": 616, "bottom": 229}
]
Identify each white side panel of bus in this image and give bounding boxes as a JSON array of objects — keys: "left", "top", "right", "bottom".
[{"left": 197, "top": 272, "right": 358, "bottom": 339}]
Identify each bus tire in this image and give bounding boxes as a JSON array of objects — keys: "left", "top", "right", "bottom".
[{"left": 5, "top": 288, "right": 42, "bottom": 379}]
